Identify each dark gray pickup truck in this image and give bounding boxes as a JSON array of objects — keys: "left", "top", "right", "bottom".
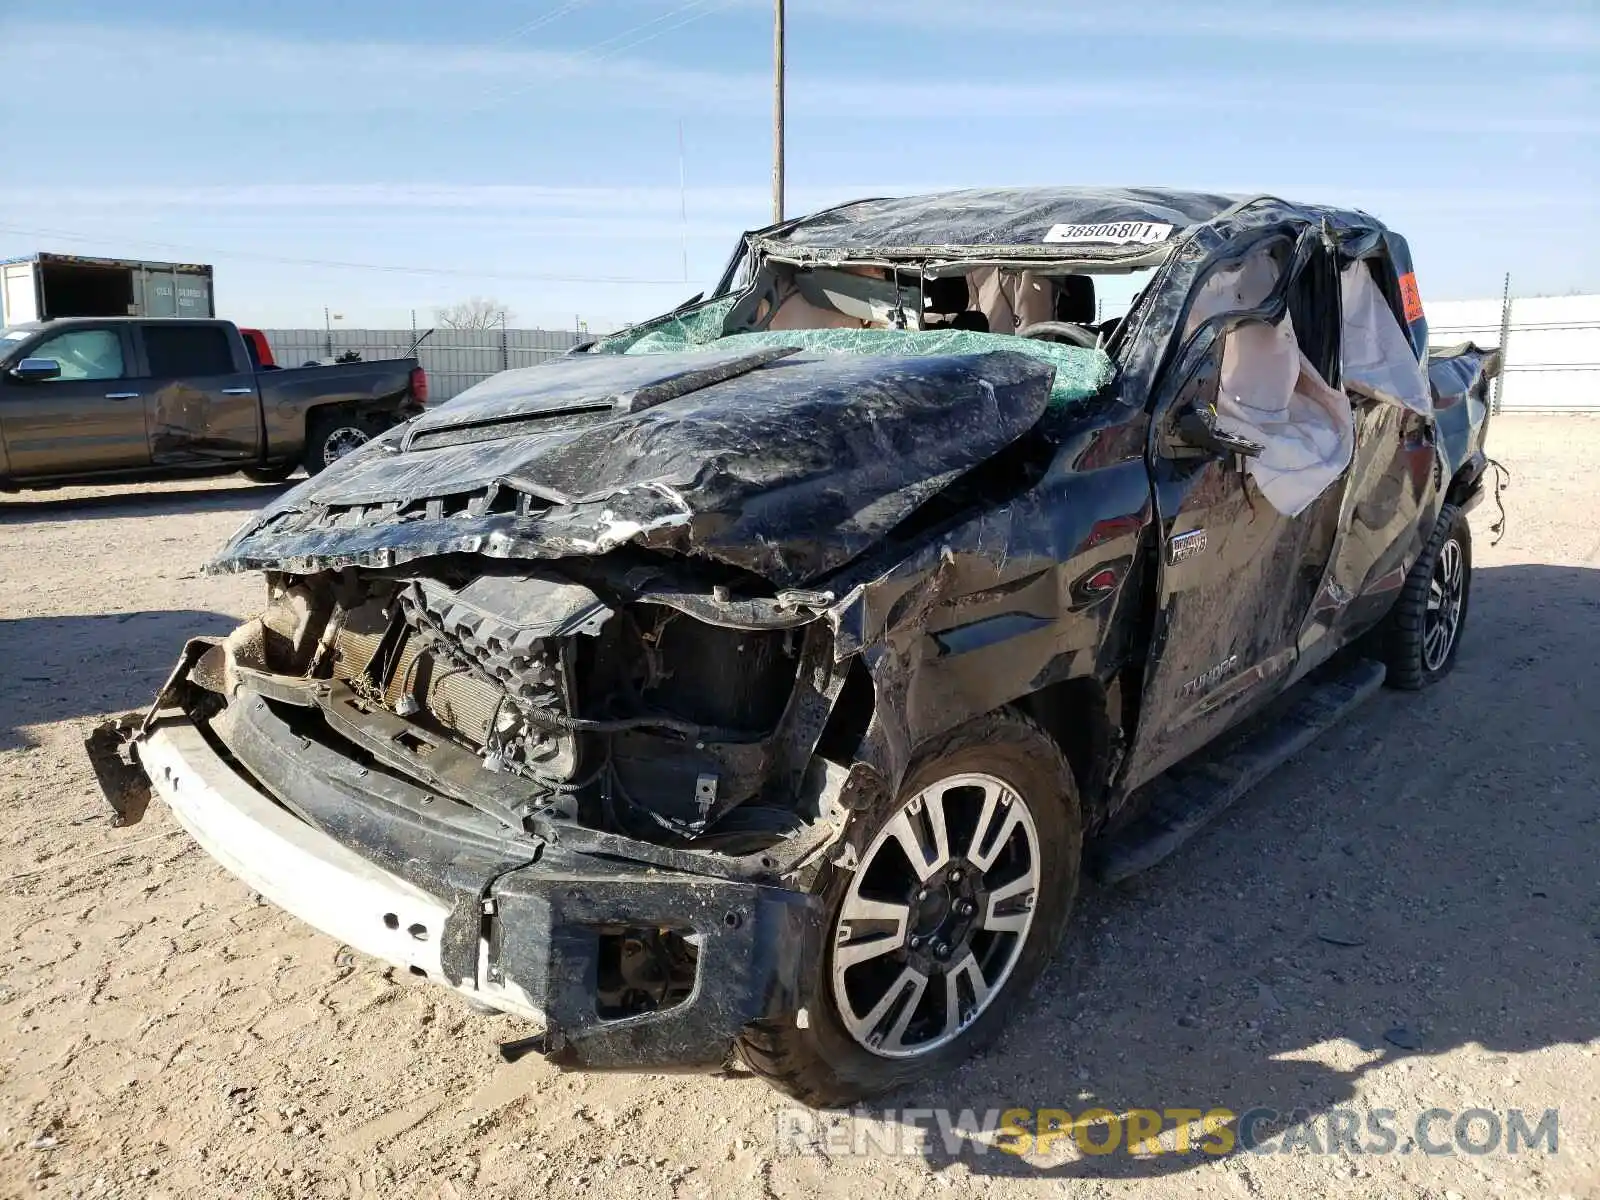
[{"left": 0, "top": 317, "right": 426, "bottom": 489}]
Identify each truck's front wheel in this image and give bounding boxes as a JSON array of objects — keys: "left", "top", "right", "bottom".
[
  {"left": 303, "top": 409, "right": 378, "bottom": 476},
  {"left": 739, "top": 711, "right": 1081, "bottom": 1106}
]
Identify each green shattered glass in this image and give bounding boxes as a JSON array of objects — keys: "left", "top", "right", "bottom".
[
  {"left": 591, "top": 295, "right": 741, "bottom": 354},
  {"left": 622, "top": 325, "right": 1114, "bottom": 409}
]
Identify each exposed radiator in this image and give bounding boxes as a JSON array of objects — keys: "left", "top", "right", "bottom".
[{"left": 325, "top": 594, "right": 575, "bottom": 778}]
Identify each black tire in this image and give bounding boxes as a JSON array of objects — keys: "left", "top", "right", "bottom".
[
  {"left": 1380, "top": 502, "right": 1471, "bottom": 690},
  {"left": 738, "top": 710, "right": 1082, "bottom": 1106},
  {"left": 240, "top": 462, "right": 298, "bottom": 483},
  {"left": 302, "top": 409, "right": 378, "bottom": 476}
]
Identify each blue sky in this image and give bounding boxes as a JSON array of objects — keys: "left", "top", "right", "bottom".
[{"left": 1, "top": 1, "right": 1595, "bottom": 330}]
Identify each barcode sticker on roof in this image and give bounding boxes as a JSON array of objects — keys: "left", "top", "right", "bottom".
[{"left": 1043, "top": 221, "right": 1174, "bottom": 246}]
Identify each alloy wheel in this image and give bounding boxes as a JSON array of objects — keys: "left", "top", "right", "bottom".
[
  {"left": 829, "top": 772, "right": 1041, "bottom": 1059},
  {"left": 322, "top": 426, "right": 370, "bottom": 466},
  {"left": 1423, "top": 536, "right": 1464, "bottom": 672}
]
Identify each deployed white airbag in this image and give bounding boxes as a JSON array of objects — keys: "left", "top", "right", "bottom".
[
  {"left": 1341, "top": 261, "right": 1430, "bottom": 415},
  {"left": 1216, "top": 323, "right": 1355, "bottom": 517},
  {"left": 1184, "top": 254, "right": 1356, "bottom": 518}
]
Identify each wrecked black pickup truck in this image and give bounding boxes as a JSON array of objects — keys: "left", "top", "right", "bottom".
[{"left": 90, "top": 188, "right": 1500, "bottom": 1105}]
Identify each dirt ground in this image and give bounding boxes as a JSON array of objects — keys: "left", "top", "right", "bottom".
[{"left": 2, "top": 416, "right": 1597, "bottom": 1200}]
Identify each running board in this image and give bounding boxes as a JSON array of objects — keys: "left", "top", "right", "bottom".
[{"left": 1091, "top": 658, "right": 1387, "bottom": 884}]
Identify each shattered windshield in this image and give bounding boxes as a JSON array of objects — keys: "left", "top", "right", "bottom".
[
  {"left": 592, "top": 255, "right": 1150, "bottom": 412},
  {"left": 622, "top": 326, "right": 1113, "bottom": 411}
]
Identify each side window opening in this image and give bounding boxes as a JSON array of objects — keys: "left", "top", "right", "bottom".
[
  {"left": 1176, "top": 240, "right": 1356, "bottom": 518},
  {"left": 1287, "top": 244, "right": 1340, "bottom": 387},
  {"left": 143, "top": 325, "right": 235, "bottom": 377},
  {"left": 1339, "top": 254, "right": 1430, "bottom": 416},
  {"left": 1359, "top": 253, "right": 1407, "bottom": 330},
  {"left": 28, "top": 329, "right": 126, "bottom": 382}
]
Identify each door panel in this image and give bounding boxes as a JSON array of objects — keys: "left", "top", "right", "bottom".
[
  {"left": 138, "top": 323, "right": 261, "bottom": 463},
  {"left": 1120, "top": 236, "right": 1350, "bottom": 792},
  {"left": 1297, "top": 254, "right": 1438, "bottom": 662},
  {"left": 1298, "top": 399, "right": 1433, "bottom": 660},
  {"left": 0, "top": 326, "right": 148, "bottom": 476},
  {"left": 1122, "top": 363, "right": 1343, "bottom": 790}
]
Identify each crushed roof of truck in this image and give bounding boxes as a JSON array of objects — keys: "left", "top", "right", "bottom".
[
  {"left": 752, "top": 187, "right": 1391, "bottom": 260},
  {"left": 759, "top": 187, "right": 1240, "bottom": 253}
]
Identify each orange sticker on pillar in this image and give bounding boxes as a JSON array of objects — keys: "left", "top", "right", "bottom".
[{"left": 1398, "top": 272, "right": 1424, "bottom": 324}]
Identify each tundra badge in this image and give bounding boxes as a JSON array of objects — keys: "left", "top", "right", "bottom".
[
  {"left": 1181, "top": 654, "right": 1239, "bottom": 698},
  {"left": 1168, "top": 529, "right": 1208, "bottom": 565}
]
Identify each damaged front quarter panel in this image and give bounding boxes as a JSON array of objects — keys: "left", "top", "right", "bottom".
[{"left": 816, "top": 415, "right": 1154, "bottom": 822}]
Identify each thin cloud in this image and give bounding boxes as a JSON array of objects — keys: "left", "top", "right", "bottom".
[
  {"left": 0, "top": 184, "right": 777, "bottom": 215},
  {"left": 697, "top": 0, "right": 1600, "bottom": 51},
  {"left": 0, "top": 21, "right": 1188, "bottom": 118},
  {"left": 11, "top": 19, "right": 1585, "bottom": 129},
  {"left": 0, "top": 22, "right": 760, "bottom": 115}
]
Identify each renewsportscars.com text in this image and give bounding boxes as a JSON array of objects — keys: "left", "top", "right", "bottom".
[{"left": 776, "top": 1106, "right": 1559, "bottom": 1159}]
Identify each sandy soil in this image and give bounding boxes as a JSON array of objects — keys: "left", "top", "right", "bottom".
[{"left": 2, "top": 417, "right": 1598, "bottom": 1199}]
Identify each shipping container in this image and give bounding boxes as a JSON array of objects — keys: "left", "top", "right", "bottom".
[{"left": 0, "top": 252, "right": 215, "bottom": 326}]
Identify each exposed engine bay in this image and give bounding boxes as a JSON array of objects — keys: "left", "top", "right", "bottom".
[{"left": 211, "top": 561, "right": 847, "bottom": 858}]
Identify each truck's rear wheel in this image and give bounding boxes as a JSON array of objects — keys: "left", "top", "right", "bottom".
[
  {"left": 303, "top": 410, "right": 377, "bottom": 476},
  {"left": 738, "top": 711, "right": 1081, "bottom": 1106},
  {"left": 1380, "top": 502, "right": 1472, "bottom": 690}
]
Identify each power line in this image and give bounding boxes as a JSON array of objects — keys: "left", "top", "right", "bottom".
[
  {"left": 487, "top": 0, "right": 596, "bottom": 48},
  {"left": 468, "top": 0, "right": 736, "bottom": 112},
  {"left": 590, "top": 0, "right": 735, "bottom": 59},
  {"left": 0, "top": 224, "right": 692, "bottom": 286},
  {"left": 554, "top": 0, "right": 726, "bottom": 60}
]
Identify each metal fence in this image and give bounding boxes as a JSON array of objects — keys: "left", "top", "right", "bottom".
[
  {"left": 1428, "top": 291, "right": 1600, "bottom": 413},
  {"left": 259, "top": 327, "right": 599, "bottom": 402}
]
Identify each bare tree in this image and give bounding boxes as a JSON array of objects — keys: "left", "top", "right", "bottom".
[{"left": 434, "top": 297, "right": 512, "bottom": 330}]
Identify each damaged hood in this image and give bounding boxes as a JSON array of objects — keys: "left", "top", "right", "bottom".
[{"left": 209, "top": 347, "right": 1060, "bottom": 586}]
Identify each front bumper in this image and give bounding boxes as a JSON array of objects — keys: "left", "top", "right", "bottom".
[
  {"left": 130, "top": 697, "right": 820, "bottom": 1071},
  {"left": 140, "top": 716, "right": 470, "bottom": 996}
]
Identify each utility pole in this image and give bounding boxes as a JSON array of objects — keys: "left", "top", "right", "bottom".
[{"left": 772, "top": 0, "right": 785, "bottom": 225}]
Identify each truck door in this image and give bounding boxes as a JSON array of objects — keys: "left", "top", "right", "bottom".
[
  {"left": 0, "top": 325, "right": 149, "bottom": 476},
  {"left": 136, "top": 322, "right": 261, "bottom": 463},
  {"left": 1120, "top": 237, "right": 1350, "bottom": 791},
  {"left": 1301, "top": 253, "right": 1436, "bottom": 659}
]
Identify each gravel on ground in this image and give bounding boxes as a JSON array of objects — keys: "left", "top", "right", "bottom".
[{"left": 2, "top": 418, "right": 1597, "bottom": 1199}]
